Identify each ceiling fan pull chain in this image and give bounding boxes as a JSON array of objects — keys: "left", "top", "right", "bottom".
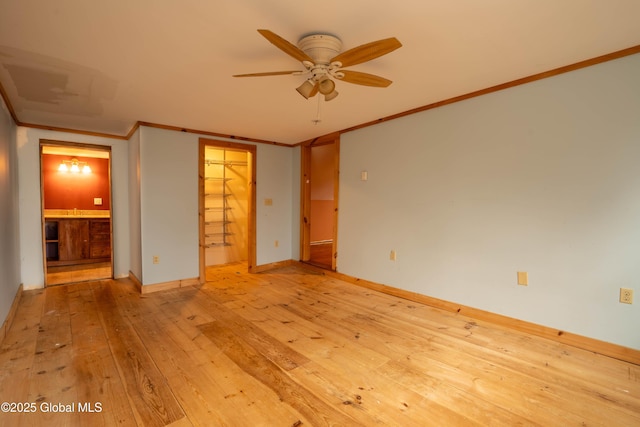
[{"left": 313, "top": 95, "right": 322, "bottom": 125}]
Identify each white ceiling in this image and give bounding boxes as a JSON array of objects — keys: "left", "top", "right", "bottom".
[{"left": 1, "top": 0, "right": 639, "bottom": 145}]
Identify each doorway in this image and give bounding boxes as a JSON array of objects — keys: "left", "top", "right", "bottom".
[
  {"left": 40, "top": 141, "right": 113, "bottom": 286},
  {"left": 199, "top": 139, "right": 256, "bottom": 281},
  {"left": 301, "top": 134, "right": 340, "bottom": 270}
]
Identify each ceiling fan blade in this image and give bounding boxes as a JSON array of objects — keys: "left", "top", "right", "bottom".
[
  {"left": 331, "top": 37, "right": 402, "bottom": 67},
  {"left": 338, "top": 70, "right": 392, "bottom": 87},
  {"left": 233, "top": 71, "right": 300, "bottom": 77},
  {"left": 257, "top": 29, "right": 314, "bottom": 63}
]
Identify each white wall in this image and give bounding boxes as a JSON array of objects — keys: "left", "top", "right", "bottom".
[
  {"left": 139, "top": 127, "right": 200, "bottom": 284},
  {"left": 17, "top": 128, "right": 130, "bottom": 288},
  {"left": 256, "top": 143, "right": 296, "bottom": 266},
  {"left": 338, "top": 53, "right": 640, "bottom": 349},
  {"left": 0, "top": 96, "right": 20, "bottom": 324},
  {"left": 138, "top": 127, "right": 296, "bottom": 285}
]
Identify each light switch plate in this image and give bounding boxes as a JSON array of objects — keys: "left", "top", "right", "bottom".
[{"left": 517, "top": 271, "right": 528, "bottom": 286}]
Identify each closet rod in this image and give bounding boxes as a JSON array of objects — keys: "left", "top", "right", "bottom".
[{"left": 205, "top": 160, "right": 248, "bottom": 166}]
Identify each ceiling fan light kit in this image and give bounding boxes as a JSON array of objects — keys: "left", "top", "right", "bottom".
[
  {"left": 234, "top": 29, "right": 401, "bottom": 103},
  {"left": 318, "top": 77, "right": 335, "bottom": 95},
  {"left": 296, "top": 80, "right": 316, "bottom": 99},
  {"left": 323, "top": 89, "right": 339, "bottom": 102}
]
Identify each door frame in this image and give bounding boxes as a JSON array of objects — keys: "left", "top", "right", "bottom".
[
  {"left": 300, "top": 133, "right": 340, "bottom": 271},
  {"left": 198, "top": 138, "right": 257, "bottom": 282},
  {"left": 39, "top": 140, "right": 114, "bottom": 286}
]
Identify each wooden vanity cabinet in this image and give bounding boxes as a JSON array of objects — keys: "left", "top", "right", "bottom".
[
  {"left": 89, "top": 219, "right": 111, "bottom": 259},
  {"left": 45, "top": 218, "right": 111, "bottom": 266},
  {"left": 58, "top": 219, "right": 90, "bottom": 262}
]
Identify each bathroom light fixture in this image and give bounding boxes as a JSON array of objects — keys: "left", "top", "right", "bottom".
[{"left": 59, "top": 158, "right": 91, "bottom": 174}]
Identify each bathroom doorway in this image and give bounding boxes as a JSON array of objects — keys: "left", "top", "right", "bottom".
[
  {"left": 40, "top": 140, "right": 113, "bottom": 286},
  {"left": 199, "top": 139, "right": 256, "bottom": 281},
  {"left": 300, "top": 134, "right": 339, "bottom": 271}
]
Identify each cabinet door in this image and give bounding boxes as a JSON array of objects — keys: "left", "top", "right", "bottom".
[
  {"left": 89, "top": 219, "right": 111, "bottom": 259},
  {"left": 58, "top": 219, "right": 90, "bottom": 261}
]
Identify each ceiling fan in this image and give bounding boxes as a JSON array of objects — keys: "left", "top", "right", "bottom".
[{"left": 233, "top": 29, "right": 402, "bottom": 101}]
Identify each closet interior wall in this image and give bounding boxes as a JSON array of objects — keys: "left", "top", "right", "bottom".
[{"left": 203, "top": 147, "right": 248, "bottom": 266}]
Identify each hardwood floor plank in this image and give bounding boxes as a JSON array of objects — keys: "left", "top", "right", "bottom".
[
  {"left": 233, "top": 276, "right": 545, "bottom": 425},
  {"left": 325, "top": 275, "right": 639, "bottom": 422},
  {"left": 0, "top": 290, "right": 44, "bottom": 385},
  {"left": 377, "top": 359, "right": 535, "bottom": 426},
  {"left": 111, "top": 279, "right": 309, "bottom": 426},
  {"left": 1, "top": 263, "right": 638, "bottom": 426},
  {"left": 47, "top": 262, "right": 111, "bottom": 286},
  {"left": 199, "top": 283, "right": 517, "bottom": 425},
  {"left": 318, "top": 275, "right": 638, "bottom": 388},
  {"left": 197, "top": 298, "right": 311, "bottom": 371},
  {"left": 231, "top": 267, "right": 640, "bottom": 425},
  {"left": 92, "top": 282, "right": 185, "bottom": 427},
  {"left": 221, "top": 297, "right": 391, "bottom": 372},
  {"left": 314, "top": 282, "right": 640, "bottom": 419},
  {"left": 26, "top": 285, "right": 81, "bottom": 426},
  {"left": 119, "top": 309, "right": 233, "bottom": 426},
  {"left": 0, "top": 290, "right": 45, "bottom": 427},
  {"left": 198, "top": 320, "right": 362, "bottom": 426},
  {"left": 67, "top": 283, "right": 137, "bottom": 426}
]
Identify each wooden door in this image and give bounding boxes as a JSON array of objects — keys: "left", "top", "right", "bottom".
[{"left": 58, "top": 219, "right": 90, "bottom": 262}]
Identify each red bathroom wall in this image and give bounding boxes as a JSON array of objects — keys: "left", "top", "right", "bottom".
[{"left": 43, "top": 154, "right": 110, "bottom": 210}]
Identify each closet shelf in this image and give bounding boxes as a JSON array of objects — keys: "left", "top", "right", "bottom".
[
  {"left": 205, "top": 242, "right": 232, "bottom": 248},
  {"left": 205, "top": 220, "right": 233, "bottom": 225},
  {"left": 204, "top": 151, "right": 237, "bottom": 248},
  {"left": 205, "top": 232, "right": 234, "bottom": 237}
]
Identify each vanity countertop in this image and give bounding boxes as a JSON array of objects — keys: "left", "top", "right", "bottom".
[{"left": 44, "top": 209, "right": 110, "bottom": 219}]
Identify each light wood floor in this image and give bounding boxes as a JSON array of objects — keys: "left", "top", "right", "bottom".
[
  {"left": 46, "top": 262, "right": 112, "bottom": 286},
  {"left": 1, "top": 263, "right": 639, "bottom": 426}
]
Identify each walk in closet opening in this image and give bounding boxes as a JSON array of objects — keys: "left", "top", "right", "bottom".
[{"left": 199, "top": 139, "right": 256, "bottom": 281}]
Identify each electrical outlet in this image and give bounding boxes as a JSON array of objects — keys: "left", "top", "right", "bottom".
[
  {"left": 153, "top": 255, "right": 159, "bottom": 264},
  {"left": 620, "top": 288, "right": 633, "bottom": 304}
]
